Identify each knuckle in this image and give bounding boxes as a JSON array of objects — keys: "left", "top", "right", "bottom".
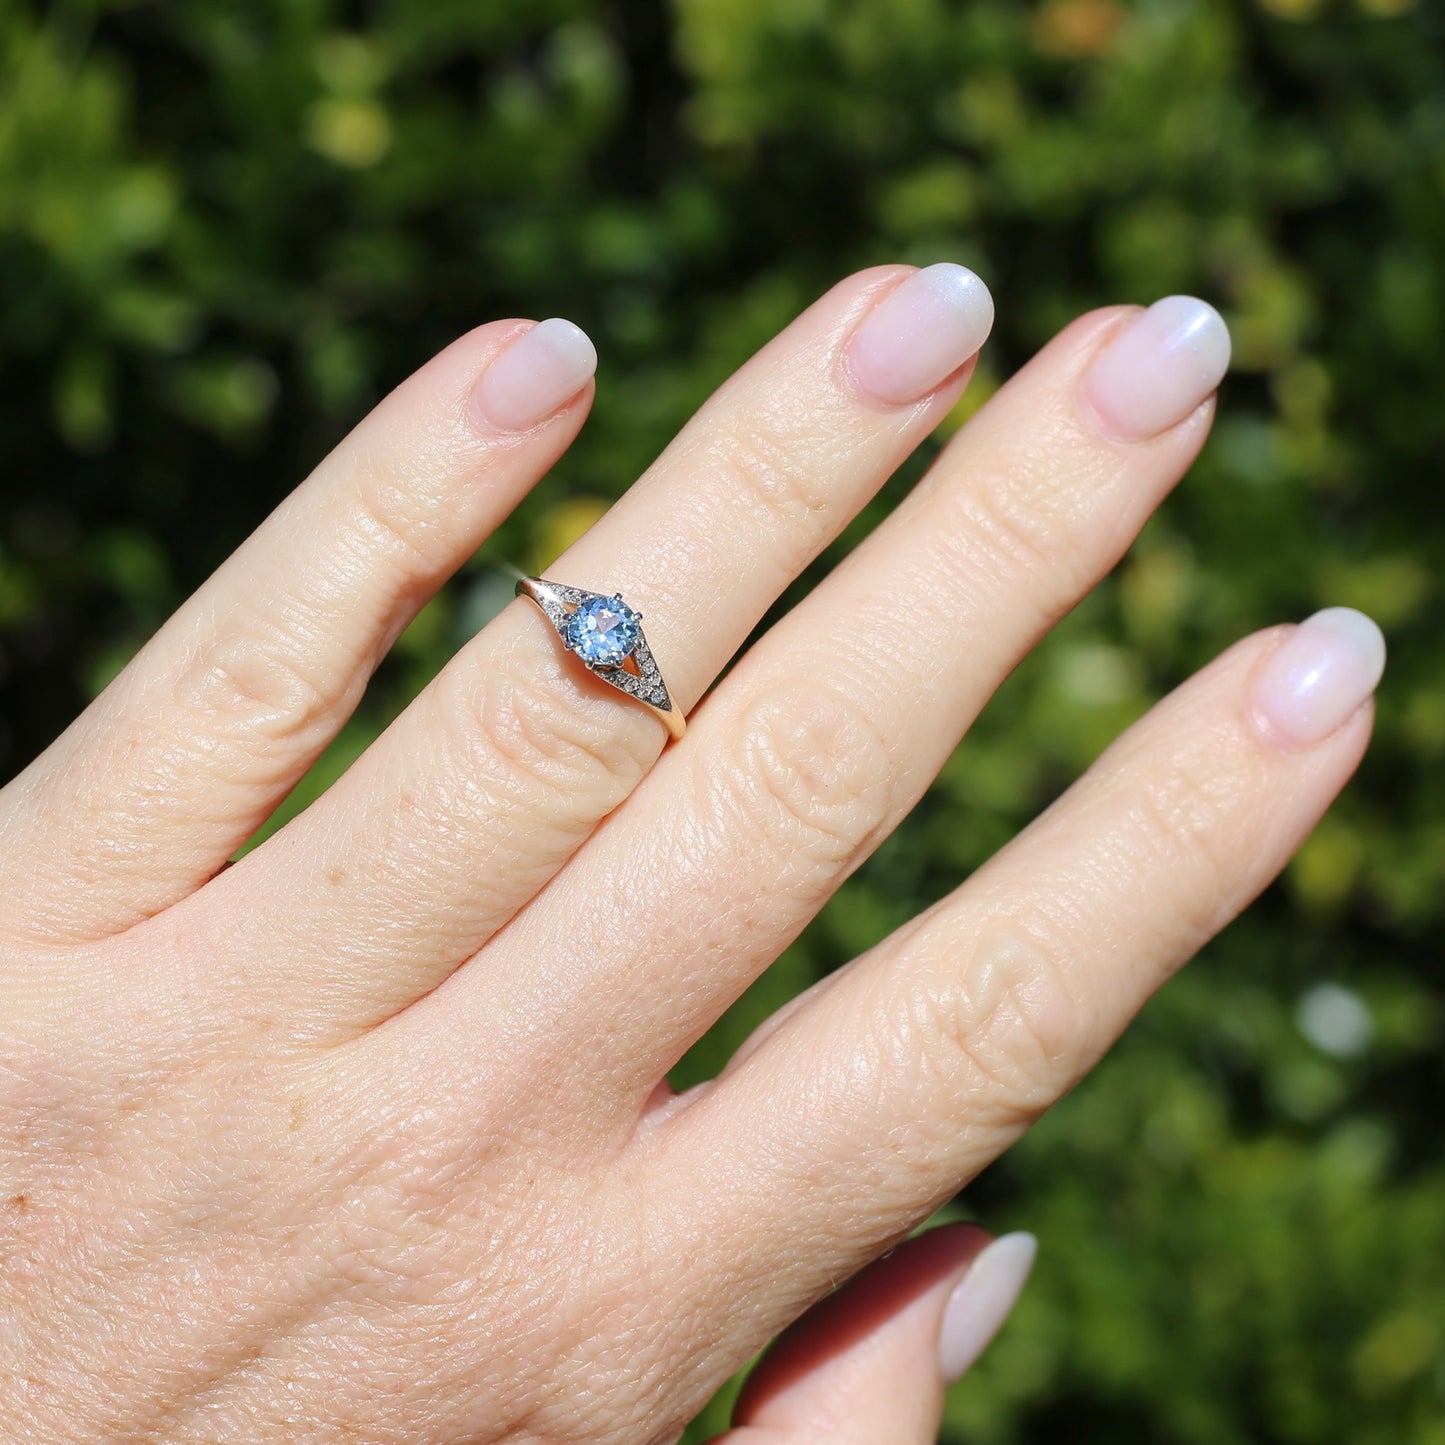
[
  {"left": 1125, "top": 752, "right": 1242, "bottom": 946},
  {"left": 342, "top": 457, "right": 449, "bottom": 581},
  {"left": 938, "top": 470, "right": 1092, "bottom": 618},
  {"left": 458, "top": 646, "right": 655, "bottom": 817},
  {"left": 898, "top": 914, "right": 1080, "bottom": 1122},
  {"left": 706, "top": 676, "right": 895, "bottom": 891},
  {"left": 182, "top": 628, "right": 334, "bottom": 749},
  {"left": 704, "top": 426, "right": 835, "bottom": 532}
]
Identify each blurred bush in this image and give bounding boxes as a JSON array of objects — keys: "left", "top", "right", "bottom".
[{"left": 0, "top": 0, "right": 1441, "bottom": 1439}]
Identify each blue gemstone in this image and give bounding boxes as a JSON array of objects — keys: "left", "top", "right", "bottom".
[{"left": 565, "top": 594, "right": 641, "bottom": 666}]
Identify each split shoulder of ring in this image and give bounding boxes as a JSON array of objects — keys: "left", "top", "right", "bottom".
[{"left": 515, "top": 576, "right": 686, "bottom": 741}]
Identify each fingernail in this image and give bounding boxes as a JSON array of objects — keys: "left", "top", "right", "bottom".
[
  {"left": 846, "top": 263, "right": 995, "bottom": 406},
  {"left": 469, "top": 318, "right": 598, "bottom": 432},
  {"left": 1250, "top": 607, "right": 1386, "bottom": 747},
  {"left": 1080, "top": 295, "right": 1231, "bottom": 439},
  {"left": 938, "top": 1231, "right": 1037, "bottom": 1383}
]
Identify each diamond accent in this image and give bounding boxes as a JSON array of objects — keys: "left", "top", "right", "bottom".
[{"left": 517, "top": 578, "right": 676, "bottom": 715}]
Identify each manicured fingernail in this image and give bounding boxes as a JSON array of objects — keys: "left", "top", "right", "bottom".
[
  {"left": 847, "top": 263, "right": 995, "bottom": 406},
  {"left": 938, "top": 1231, "right": 1037, "bottom": 1383},
  {"left": 1250, "top": 607, "right": 1386, "bottom": 747},
  {"left": 470, "top": 318, "right": 598, "bottom": 432},
  {"left": 1080, "top": 295, "right": 1231, "bottom": 439}
]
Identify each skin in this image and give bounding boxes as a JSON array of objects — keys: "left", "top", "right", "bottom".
[{"left": 0, "top": 267, "right": 1370, "bottom": 1443}]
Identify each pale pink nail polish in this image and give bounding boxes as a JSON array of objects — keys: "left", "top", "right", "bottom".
[
  {"left": 938, "top": 1231, "right": 1037, "bottom": 1383},
  {"left": 469, "top": 317, "right": 598, "bottom": 432},
  {"left": 846, "top": 263, "right": 995, "bottom": 406},
  {"left": 1080, "top": 295, "right": 1231, "bottom": 439},
  {"left": 1250, "top": 607, "right": 1386, "bottom": 747}
]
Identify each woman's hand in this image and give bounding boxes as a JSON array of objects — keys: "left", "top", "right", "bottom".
[{"left": 0, "top": 265, "right": 1381, "bottom": 1443}]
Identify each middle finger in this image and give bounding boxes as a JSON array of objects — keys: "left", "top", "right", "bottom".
[{"left": 391, "top": 296, "right": 1231, "bottom": 1122}]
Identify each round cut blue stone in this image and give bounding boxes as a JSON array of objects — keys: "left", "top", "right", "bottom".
[{"left": 565, "top": 594, "right": 641, "bottom": 666}]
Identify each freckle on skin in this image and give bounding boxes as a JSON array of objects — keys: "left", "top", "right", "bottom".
[
  {"left": 9, "top": 1193, "right": 27, "bottom": 1211},
  {"left": 327, "top": 866, "right": 346, "bottom": 886},
  {"left": 290, "top": 1100, "right": 306, "bottom": 1132}
]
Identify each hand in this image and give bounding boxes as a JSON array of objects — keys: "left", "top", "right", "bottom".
[{"left": 0, "top": 265, "right": 1381, "bottom": 1443}]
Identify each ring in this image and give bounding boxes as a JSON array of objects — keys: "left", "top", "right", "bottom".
[{"left": 515, "top": 576, "right": 686, "bottom": 741}]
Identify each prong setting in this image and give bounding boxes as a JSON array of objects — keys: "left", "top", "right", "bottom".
[{"left": 514, "top": 576, "right": 680, "bottom": 728}]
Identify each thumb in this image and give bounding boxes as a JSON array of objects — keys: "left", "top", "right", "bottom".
[{"left": 707, "top": 1224, "right": 1037, "bottom": 1445}]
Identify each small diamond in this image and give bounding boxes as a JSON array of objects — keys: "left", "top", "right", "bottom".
[{"left": 565, "top": 594, "right": 642, "bottom": 667}]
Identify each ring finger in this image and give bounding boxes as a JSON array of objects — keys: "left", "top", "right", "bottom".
[{"left": 160, "top": 264, "right": 995, "bottom": 1032}]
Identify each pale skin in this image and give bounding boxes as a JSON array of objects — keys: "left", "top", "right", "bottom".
[{"left": 0, "top": 265, "right": 1376, "bottom": 1443}]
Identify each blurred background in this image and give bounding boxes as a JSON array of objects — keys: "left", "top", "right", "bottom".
[{"left": 0, "top": 0, "right": 1441, "bottom": 1438}]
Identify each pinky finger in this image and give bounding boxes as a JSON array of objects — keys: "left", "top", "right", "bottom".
[{"left": 705, "top": 1225, "right": 1036, "bottom": 1445}]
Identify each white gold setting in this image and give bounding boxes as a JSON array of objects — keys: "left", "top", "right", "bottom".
[{"left": 515, "top": 576, "right": 685, "bottom": 741}]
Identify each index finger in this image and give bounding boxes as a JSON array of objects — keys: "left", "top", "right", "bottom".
[{"left": 640, "top": 613, "right": 1381, "bottom": 1374}]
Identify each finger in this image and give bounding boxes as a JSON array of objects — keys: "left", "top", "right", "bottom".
[
  {"left": 703, "top": 1225, "right": 1033, "bottom": 1445},
  {"left": 0, "top": 318, "right": 598, "bottom": 947},
  {"left": 642, "top": 613, "right": 1382, "bottom": 1359},
  {"left": 408, "top": 296, "right": 1227, "bottom": 1121},
  {"left": 194, "top": 264, "right": 994, "bottom": 1031}
]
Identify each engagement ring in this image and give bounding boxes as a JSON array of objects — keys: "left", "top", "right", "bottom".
[{"left": 515, "top": 576, "right": 685, "bottom": 741}]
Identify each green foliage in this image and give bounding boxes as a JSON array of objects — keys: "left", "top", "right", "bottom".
[{"left": 1, "top": 0, "right": 1441, "bottom": 1438}]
